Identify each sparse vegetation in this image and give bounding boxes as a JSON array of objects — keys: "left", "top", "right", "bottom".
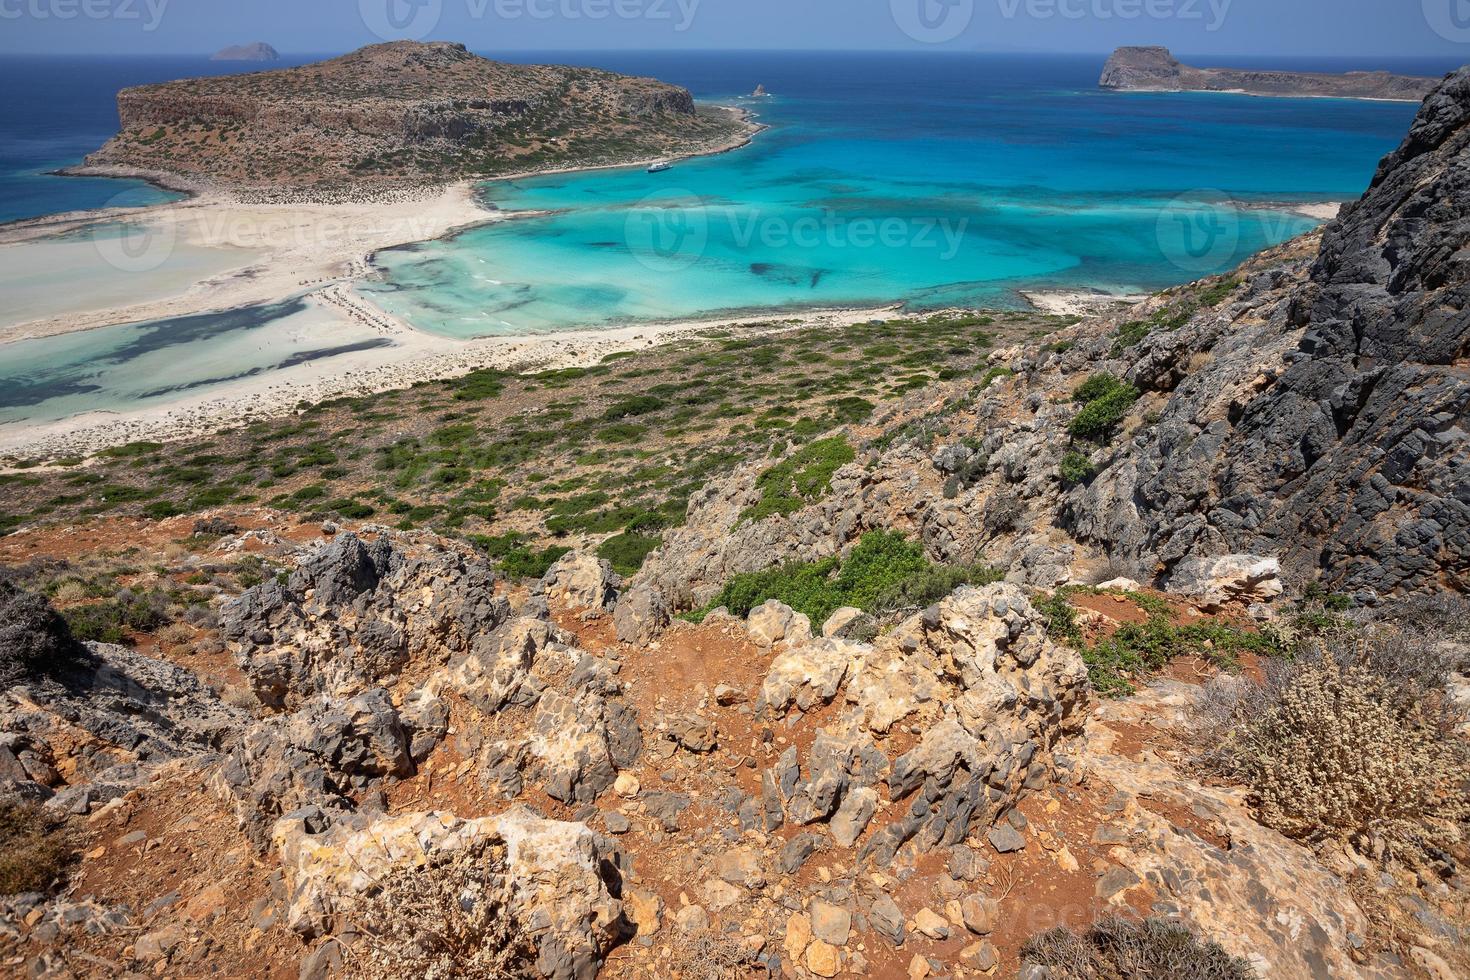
[
  {"left": 698, "top": 530, "right": 1001, "bottom": 626},
  {"left": 0, "top": 799, "right": 80, "bottom": 895},
  {"left": 741, "top": 437, "right": 856, "bottom": 524},
  {"left": 1192, "top": 628, "right": 1469, "bottom": 858},
  {"left": 1068, "top": 373, "right": 1141, "bottom": 441},
  {"left": 343, "top": 838, "right": 536, "bottom": 980},
  {"left": 1022, "top": 916, "right": 1256, "bottom": 980}
]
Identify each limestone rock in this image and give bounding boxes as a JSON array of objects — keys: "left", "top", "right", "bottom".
[
  {"left": 613, "top": 581, "right": 670, "bottom": 644},
  {"left": 541, "top": 552, "right": 620, "bottom": 611},
  {"left": 221, "top": 532, "right": 507, "bottom": 708},
  {"left": 271, "top": 806, "right": 625, "bottom": 979},
  {"left": 809, "top": 899, "right": 851, "bottom": 946},
  {"left": 747, "top": 599, "right": 813, "bottom": 647},
  {"left": 1168, "top": 554, "right": 1283, "bottom": 611}
]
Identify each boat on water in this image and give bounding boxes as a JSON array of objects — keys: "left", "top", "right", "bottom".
[{"left": 647, "top": 160, "right": 672, "bottom": 173}]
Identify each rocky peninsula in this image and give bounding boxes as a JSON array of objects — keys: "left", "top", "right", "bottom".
[
  {"left": 78, "top": 41, "right": 755, "bottom": 197},
  {"left": 1100, "top": 46, "right": 1439, "bottom": 101}
]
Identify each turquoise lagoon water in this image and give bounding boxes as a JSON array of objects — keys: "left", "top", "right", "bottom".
[
  {"left": 0, "top": 51, "right": 1449, "bottom": 424},
  {"left": 361, "top": 52, "right": 1431, "bottom": 338},
  {"left": 0, "top": 299, "right": 391, "bottom": 426}
]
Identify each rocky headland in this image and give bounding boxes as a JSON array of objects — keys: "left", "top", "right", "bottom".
[
  {"left": 1100, "top": 46, "right": 1440, "bottom": 101},
  {"left": 78, "top": 41, "right": 755, "bottom": 196}
]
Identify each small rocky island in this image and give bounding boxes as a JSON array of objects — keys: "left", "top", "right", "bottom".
[
  {"left": 1100, "top": 46, "right": 1438, "bottom": 101},
  {"left": 80, "top": 41, "right": 754, "bottom": 196},
  {"left": 210, "top": 42, "right": 279, "bottom": 62}
]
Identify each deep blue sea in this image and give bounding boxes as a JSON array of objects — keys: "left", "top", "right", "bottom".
[{"left": 0, "top": 50, "right": 1459, "bottom": 424}]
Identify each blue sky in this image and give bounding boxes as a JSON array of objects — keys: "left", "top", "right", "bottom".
[{"left": 1, "top": 0, "right": 1465, "bottom": 59}]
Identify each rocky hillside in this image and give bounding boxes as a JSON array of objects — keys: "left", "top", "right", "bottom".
[
  {"left": 1100, "top": 46, "right": 1439, "bottom": 101},
  {"left": 0, "top": 47, "right": 1467, "bottom": 980},
  {"left": 81, "top": 41, "right": 752, "bottom": 194}
]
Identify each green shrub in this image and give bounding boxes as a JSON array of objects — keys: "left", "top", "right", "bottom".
[
  {"left": 704, "top": 531, "right": 1000, "bottom": 626},
  {"left": 500, "top": 546, "right": 571, "bottom": 580},
  {"left": 1059, "top": 451, "right": 1096, "bottom": 486},
  {"left": 1022, "top": 917, "right": 1256, "bottom": 980},
  {"left": 451, "top": 369, "right": 505, "bottom": 401},
  {"left": 597, "top": 422, "right": 648, "bottom": 443},
  {"left": 602, "top": 395, "right": 664, "bottom": 420},
  {"left": 742, "top": 437, "right": 855, "bottom": 524},
  {"left": 1068, "top": 374, "right": 1140, "bottom": 441},
  {"left": 596, "top": 532, "right": 661, "bottom": 576},
  {"left": 325, "top": 499, "right": 376, "bottom": 519}
]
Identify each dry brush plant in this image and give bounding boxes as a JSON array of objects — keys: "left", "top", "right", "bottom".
[
  {"left": 339, "top": 838, "right": 537, "bottom": 980},
  {"left": 1192, "top": 621, "right": 1469, "bottom": 861},
  {"left": 1020, "top": 916, "right": 1256, "bottom": 980}
]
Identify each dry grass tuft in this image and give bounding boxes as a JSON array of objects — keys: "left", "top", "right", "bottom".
[{"left": 1021, "top": 916, "right": 1256, "bottom": 980}]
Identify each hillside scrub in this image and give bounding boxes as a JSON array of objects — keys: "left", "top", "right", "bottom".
[
  {"left": 699, "top": 530, "right": 1001, "bottom": 626},
  {"left": 740, "top": 436, "right": 856, "bottom": 524},
  {"left": 1192, "top": 630, "right": 1470, "bottom": 859},
  {"left": 1067, "top": 374, "right": 1141, "bottom": 442},
  {"left": 1022, "top": 916, "right": 1256, "bottom": 980}
]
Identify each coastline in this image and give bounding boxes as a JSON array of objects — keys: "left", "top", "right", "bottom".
[{"left": 0, "top": 305, "right": 892, "bottom": 463}]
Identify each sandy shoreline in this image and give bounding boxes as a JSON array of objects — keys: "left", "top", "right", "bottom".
[{"left": 0, "top": 305, "right": 892, "bottom": 463}]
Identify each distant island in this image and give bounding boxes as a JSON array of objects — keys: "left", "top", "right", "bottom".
[
  {"left": 1099, "top": 46, "right": 1439, "bottom": 102},
  {"left": 77, "top": 41, "right": 756, "bottom": 197},
  {"left": 211, "top": 42, "right": 279, "bottom": 62}
]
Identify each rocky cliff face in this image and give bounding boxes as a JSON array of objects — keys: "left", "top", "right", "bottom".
[
  {"left": 1100, "top": 46, "right": 1439, "bottom": 101},
  {"left": 83, "top": 41, "right": 746, "bottom": 195}
]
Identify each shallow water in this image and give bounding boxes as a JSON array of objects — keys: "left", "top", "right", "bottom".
[
  {"left": 0, "top": 219, "right": 265, "bottom": 332},
  {"left": 361, "top": 51, "right": 1427, "bottom": 339},
  {"left": 0, "top": 298, "right": 392, "bottom": 426}
]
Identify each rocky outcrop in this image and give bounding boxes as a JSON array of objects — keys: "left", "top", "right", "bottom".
[
  {"left": 83, "top": 41, "right": 748, "bottom": 193},
  {"left": 541, "top": 551, "right": 619, "bottom": 611},
  {"left": 216, "top": 687, "right": 419, "bottom": 848},
  {"left": 1100, "top": 46, "right": 1438, "bottom": 101},
  {"left": 423, "top": 616, "right": 642, "bottom": 804},
  {"left": 273, "top": 806, "right": 627, "bottom": 978},
  {"left": 221, "top": 531, "right": 507, "bottom": 709},
  {"left": 0, "top": 643, "right": 247, "bottom": 812},
  {"left": 756, "top": 586, "right": 1089, "bottom": 862}
]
